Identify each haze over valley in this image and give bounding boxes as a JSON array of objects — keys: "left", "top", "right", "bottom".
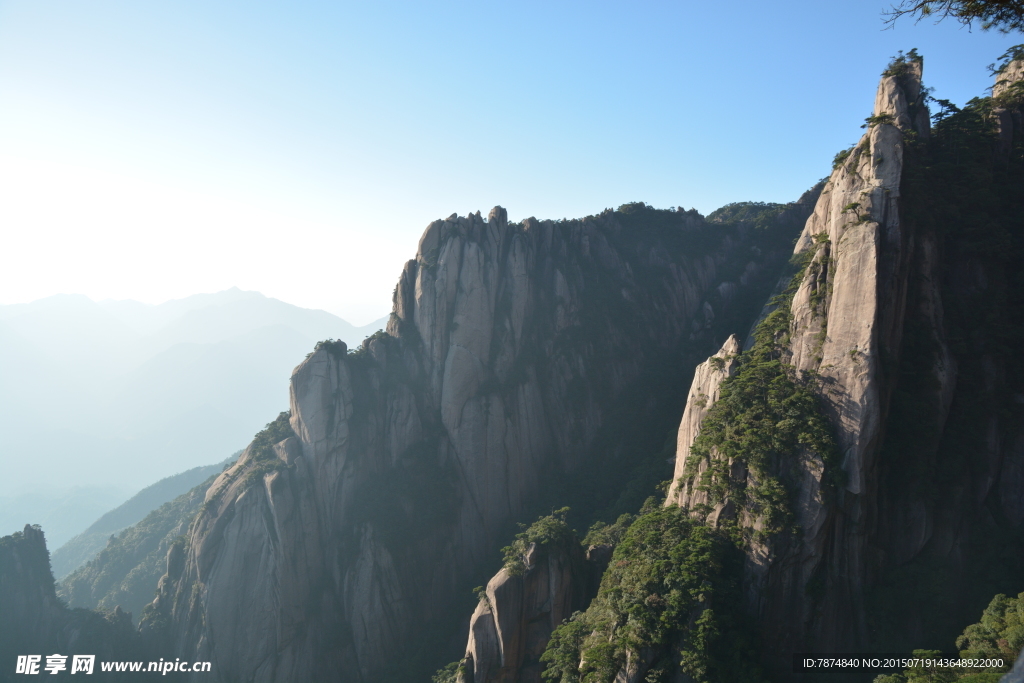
[{"left": 0, "top": 288, "right": 386, "bottom": 547}]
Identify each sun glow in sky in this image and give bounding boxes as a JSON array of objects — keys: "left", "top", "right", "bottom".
[{"left": 0, "top": 0, "right": 1015, "bottom": 323}]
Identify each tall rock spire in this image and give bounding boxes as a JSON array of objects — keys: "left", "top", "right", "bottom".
[{"left": 668, "top": 50, "right": 1024, "bottom": 676}]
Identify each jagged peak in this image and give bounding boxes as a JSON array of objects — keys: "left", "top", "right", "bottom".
[
  {"left": 414, "top": 207, "right": 508, "bottom": 264},
  {"left": 873, "top": 50, "right": 929, "bottom": 135},
  {"left": 994, "top": 56, "right": 1024, "bottom": 99},
  {"left": 486, "top": 205, "right": 507, "bottom": 225},
  {"left": 666, "top": 334, "right": 742, "bottom": 510}
]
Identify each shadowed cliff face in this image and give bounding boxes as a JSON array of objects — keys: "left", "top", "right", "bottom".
[
  {"left": 145, "top": 201, "right": 816, "bottom": 682},
  {"left": 0, "top": 525, "right": 143, "bottom": 681},
  {"left": 458, "top": 541, "right": 610, "bottom": 683},
  {"left": 669, "top": 55, "right": 1024, "bottom": 677}
]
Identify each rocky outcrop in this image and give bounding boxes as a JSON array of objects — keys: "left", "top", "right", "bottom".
[
  {"left": 665, "top": 334, "right": 741, "bottom": 512},
  {"left": 145, "top": 200, "right": 815, "bottom": 682},
  {"left": 995, "top": 56, "right": 1024, "bottom": 161},
  {"left": 458, "top": 542, "right": 609, "bottom": 683},
  {"left": 0, "top": 525, "right": 144, "bottom": 682},
  {"left": 668, "top": 53, "right": 1024, "bottom": 677},
  {"left": 786, "top": 56, "right": 928, "bottom": 496},
  {"left": 0, "top": 525, "right": 66, "bottom": 672}
]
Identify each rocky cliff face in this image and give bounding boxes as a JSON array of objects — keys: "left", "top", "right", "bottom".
[
  {"left": 145, "top": 200, "right": 816, "bottom": 682},
  {"left": 750, "top": 53, "right": 928, "bottom": 664},
  {"left": 670, "top": 54, "right": 1024, "bottom": 676},
  {"left": 665, "top": 333, "right": 741, "bottom": 519},
  {"left": 995, "top": 55, "right": 1024, "bottom": 161},
  {"left": 458, "top": 540, "right": 609, "bottom": 683},
  {"left": 58, "top": 473, "right": 217, "bottom": 621},
  {"left": 0, "top": 525, "right": 141, "bottom": 681}
]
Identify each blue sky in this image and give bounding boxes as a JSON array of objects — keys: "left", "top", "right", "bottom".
[{"left": 0, "top": 0, "right": 1016, "bottom": 323}]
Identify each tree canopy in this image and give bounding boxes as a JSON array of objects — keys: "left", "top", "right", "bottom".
[{"left": 886, "top": 0, "right": 1024, "bottom": 33}]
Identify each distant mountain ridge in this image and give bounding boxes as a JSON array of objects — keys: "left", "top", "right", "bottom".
[
  {"left": 50, "top": 453, "right": 239, "bottom": 580},
  {"left": 0, "top": 288, "right": 388, "bottom": 549},
  {"left": 57, "top": 471, "right": 224, "bottom": 623}
]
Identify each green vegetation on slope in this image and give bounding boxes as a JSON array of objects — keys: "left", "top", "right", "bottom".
[
  {"left": 58, "top": 414, "right": 296, "bottom": 625},
  {"left": 706, "top": 201, "right": 789, "bottom": 227},
  {"left": 57, "top": 473, "right": 218, "bottom": 621},
  {"left": 540, "top": 501, "right": 765, "bottom": 683},
  {"left": 240, "top": 410, "right": 295, "bottom": 487},
  {"left": 682, "top": 251, "right": 840, "bottom": 539},
  {"left": 431, "top": 661, "right": 465, "bottom": 683},
  {"left": 197, "top": 411, "right": 295, "bottom": 513},
  {"left": 543, "top": 194, "right": 823, "bottom": 542},
  {"left": 874, "top": 592, "right": 1024, "bottom": 682},
  {"left": 51, "top": 454, "right": 237, "bottom": 580},
  {"left": 435, "top": 503, "right": 769, "bottom": 683},
  {"left": 534, "top": 248, "right": 842, "bottom": 682},
  {"left": 502, "top": 507, "right": 576, "bottom": 576}
]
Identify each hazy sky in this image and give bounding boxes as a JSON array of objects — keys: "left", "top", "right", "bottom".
[{"left": 0, "top": 1, "right": 1015, "bottom": 324}]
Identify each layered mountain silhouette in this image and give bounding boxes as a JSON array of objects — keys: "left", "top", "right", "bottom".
[{"left": 0, "top": 289, "right": 386, "bottom": 548}]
